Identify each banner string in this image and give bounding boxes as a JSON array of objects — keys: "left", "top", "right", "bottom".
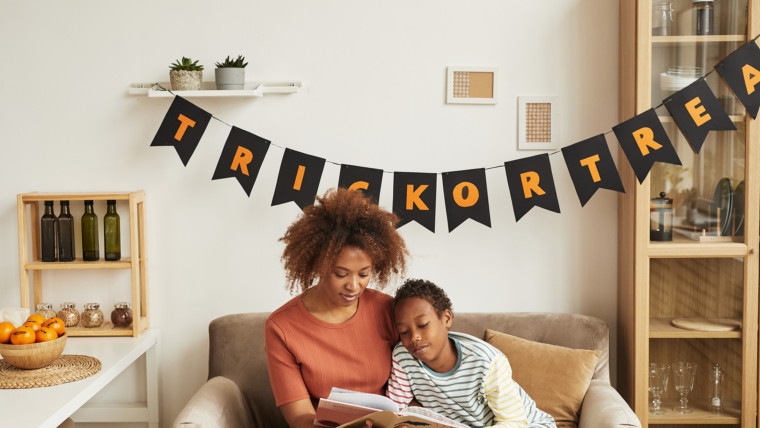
[{"left": 153, "top": 34, "right": 760, "bottom": 176}]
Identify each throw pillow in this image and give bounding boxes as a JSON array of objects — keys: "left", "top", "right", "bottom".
[{"left": 485, "top": 329, "right": 600, "bottom": 428}]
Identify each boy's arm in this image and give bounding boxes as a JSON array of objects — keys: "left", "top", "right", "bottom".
[
  {"left": 386, "top": 354, "right": 414, "bottom": 409},
  {"left": 483, "top": 355, "right": 531, "bottom": 428}
]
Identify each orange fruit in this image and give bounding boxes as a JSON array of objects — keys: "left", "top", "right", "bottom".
[
  {"left": 22, "top": 321, "right": 40, "bottom": 332},
  {"left": 0, "top": 321, "right": 15, "bottom": 344},
  {"left": 42, "top": 317, "right": 66, "bottom": 336},
  {"left": 35, "top": 327, "right": 58, "bottom": 343},
  {"left": 10, "top": 326, "right": 35, "bottom": 345},
  {"left": 26, "top": 313, "right": 46, "bottom": 325}
]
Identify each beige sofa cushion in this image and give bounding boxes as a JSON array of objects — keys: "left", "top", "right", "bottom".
[{"left": 485, "top": 329, "right": 600, "bottom": 428}]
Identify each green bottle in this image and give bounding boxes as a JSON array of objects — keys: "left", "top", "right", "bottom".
[
  {"left": 40, "top": 200, "right": 57, "bottom": 262},
  {"left": 104, "top": 200, "right": 121, "bottom": 261},
  {"left": 57, "top": 200, "right": 75, "bottom": 262},
  {"left": 81, "top": 200, "right": 99, "bottom": 261}
]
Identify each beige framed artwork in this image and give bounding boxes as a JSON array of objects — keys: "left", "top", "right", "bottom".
[
  {"left": 446, "top": 67, "right": 497, "bottom": 104},
  {"left": 518, "top": 96, "right": 559, "bottom": 150}
]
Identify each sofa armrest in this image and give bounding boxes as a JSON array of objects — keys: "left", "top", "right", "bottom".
[
  {"left": 173, "top": 376, "right": 255, "bottom": 428},
  {"left": 578, "top": 379, "right": 641, "bottom": 428}
]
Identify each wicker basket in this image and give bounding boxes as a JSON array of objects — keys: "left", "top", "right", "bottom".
[{"left": 0, "top": 334, "right": 66, "bottom": 369}]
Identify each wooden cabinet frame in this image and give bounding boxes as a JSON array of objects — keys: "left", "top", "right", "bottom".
[
  {"left": 17, "top": 191, "right": 149, "bottom": 337},
  {"left": 618, "top": 1, "right": 760, "bottom": 426}
]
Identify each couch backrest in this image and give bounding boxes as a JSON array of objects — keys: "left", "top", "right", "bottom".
[{"left": 207, "top": 312, "right": 609, "bottom": 428}]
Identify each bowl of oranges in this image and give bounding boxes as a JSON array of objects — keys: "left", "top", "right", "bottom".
[{"left": 0, "top": 313, "right": 67, "bottom": 369}]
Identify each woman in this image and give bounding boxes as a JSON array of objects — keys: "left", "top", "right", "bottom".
[{"left": 265, "top": 188, "right": 409, "bottom": 428}]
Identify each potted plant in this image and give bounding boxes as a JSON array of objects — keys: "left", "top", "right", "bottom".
[
  {"left": 214, "top": 55, "right": 248, "bottom": 90},
  {"left": 169, "top": 57, "right": 204, "bottom": 91}
]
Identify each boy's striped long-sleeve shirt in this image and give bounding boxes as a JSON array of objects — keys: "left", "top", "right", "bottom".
[{"left": 386, "top": 331, "right": 556, "bottom": 428}]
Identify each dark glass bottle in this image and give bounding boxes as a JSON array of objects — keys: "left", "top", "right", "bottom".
[
  {"left": 104, "top": 200, "right": 121, "bottom": 261},
  {"left": 57, "top": 200, "right": 75, "bottom": 262},
  {"left": 40, "top": 200, "right": 57, "bottom": 262},
  {"left": 81, "top": 200, "right": 99, "bottom": 261}
]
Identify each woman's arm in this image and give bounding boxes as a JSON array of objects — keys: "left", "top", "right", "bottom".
[{"left": 279, "top": 398, "right": 318, "bottom": 428}]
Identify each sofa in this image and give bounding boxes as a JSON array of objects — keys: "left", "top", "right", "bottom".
[{"left": 173, "top": 312, "right": 640, "bottom": 428}]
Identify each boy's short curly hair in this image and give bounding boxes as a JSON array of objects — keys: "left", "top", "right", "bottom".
[
  {"left": 392, "top": 278, "right": 453, "bottom": 319},
  {"left": 280, "top": 187, "right": 409, "bottom": 294}
]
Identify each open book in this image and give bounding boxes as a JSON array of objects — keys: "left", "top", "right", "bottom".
[{"left": 314, "top": 387, "right": 467, "bottom": 428}]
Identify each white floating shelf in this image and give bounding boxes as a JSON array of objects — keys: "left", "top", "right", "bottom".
[{"left": 128, "top": 81, "right": 302, "bottom": 98}]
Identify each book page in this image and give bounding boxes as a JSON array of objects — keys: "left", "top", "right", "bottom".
[
  {"left": 399, "top": 406, "right": 468, "bottom": 427},
  {"left": 327, "top": 387, "right": 399, "bottom": 412}
]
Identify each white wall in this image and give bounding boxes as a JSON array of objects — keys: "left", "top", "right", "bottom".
[{"left": 0, "top": 1, "right": 620, "bottom": 425}]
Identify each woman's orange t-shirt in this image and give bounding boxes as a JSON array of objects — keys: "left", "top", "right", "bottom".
[{"left": 265, "top": 288, "right": 397, "bottom": 406}]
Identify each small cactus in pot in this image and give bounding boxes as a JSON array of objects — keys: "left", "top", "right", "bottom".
[
  {"left": 169, "top": 57, "right": 204, "bottom": 91},
  {"left": 215, "top": 55, "right": 248, "bottom": 90}
]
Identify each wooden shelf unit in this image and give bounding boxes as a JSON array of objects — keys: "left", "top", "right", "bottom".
[
  {"left": 618, "top": 1, "right": 760, "bottom": 426},
  {"left": 16, "top": 191, "right": 149, "bottom": 337}
]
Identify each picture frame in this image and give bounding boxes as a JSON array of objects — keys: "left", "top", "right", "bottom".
[
  {"left": 518, "top": 96, "right": 559, "bottom": 150},
  {"left": 446, "top": 67, "right": 497, "bottom": 104}
]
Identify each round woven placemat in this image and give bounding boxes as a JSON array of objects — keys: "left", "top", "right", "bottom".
[{"left": 0, "top": 355, "right": 101, "bottom": 389}]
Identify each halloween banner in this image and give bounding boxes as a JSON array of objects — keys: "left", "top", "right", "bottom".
[
  {"left": 148, "top": 38, "right": 760, "bottom": 230},
  {"left": 150, "top": 96, "right": 212, "bottom": 166},
  {"left": 393, "top": 172, "right": 437, "bottom": 232},
  {"left": 212, "top": 126, "right": 271, "bottom": 196},
  {"left": 441, "top": 168, "right": 491, "bottom": 232},
  {"left": 561, "top": 134, "right": 625, "bottom": 207},
  {"left": 613, "top": 108, "right": 682, "bottom": 184},
  {"left": 504, "top": 154, "right": 560, "bottom": 222},
  {"left": 337, "top": 164, "right": 384, "bottom": 203},
  {"left": 664, "top": 78, "right": 736, "bottom": 153},
  {"left": 271, "top": 148, "right": 326, "bottom": 211},
  {"left": 714, "top": 40, "right": 760, "bottom": 119}
]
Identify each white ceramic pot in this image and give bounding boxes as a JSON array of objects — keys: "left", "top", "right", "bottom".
[{"left": 215, "top": 67, "right": 245, "bottom": 90}]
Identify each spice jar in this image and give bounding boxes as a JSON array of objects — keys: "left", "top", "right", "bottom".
[
  {"left": 81, "top": 302, "right": 104, "bottom": 328},
  {"left": 58, "top": 302, "right": 80, "bottom": 327},
  {"left": 111, "top": 302, "right": 133, "bottom": 328},
  {"left": 35, "top": 302, "right": 57, "bottom": 320}
]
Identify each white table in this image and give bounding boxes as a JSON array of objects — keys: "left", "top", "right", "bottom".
[{"left": 0, "top": 329, "right": 159, "bottom": 428}]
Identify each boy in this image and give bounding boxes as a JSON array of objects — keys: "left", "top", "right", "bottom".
[{"left": 386, "top": 279, "right": 556, "bottom": 428}]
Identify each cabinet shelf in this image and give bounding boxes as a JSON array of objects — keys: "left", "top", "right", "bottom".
[
  {"left": 24, "top": 258, "right": 133, "bottom": 270},
  {"left": 128, "top": 81, "right": 302, "bottom": 98},
  {"left": 649, "top": 318, "right": 742, "bottom": 339},
  {"left": 647, "top": 240, "right": 747, "bottom": 258},
  {"left": 648, "top": 399, "right": 740, "bottom": 424},
  {"left": 17, "top": 191, "right": 149, "bottom": 337},
  {"left": 652, "top": 35, "right": 747, "bottom": 45}
]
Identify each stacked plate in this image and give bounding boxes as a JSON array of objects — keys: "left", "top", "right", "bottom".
[{"left": 660, "top": 66, "right": 702, "bottom": 92}]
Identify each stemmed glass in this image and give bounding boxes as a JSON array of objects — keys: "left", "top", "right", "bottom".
[
  {"left": 672, "top": 362, "right": 697, "bottom": 413},
  {"left": 649, "top": 363, "right": 670, "bottom": 414}
]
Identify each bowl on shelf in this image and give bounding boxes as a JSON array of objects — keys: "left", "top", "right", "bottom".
[{"left": 0, "top": 334, "right": 67, "bottom": 369}]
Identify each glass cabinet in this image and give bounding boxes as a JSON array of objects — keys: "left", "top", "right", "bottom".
[{"left": 618, "top": 1, "right": 759, "bottom": 426}]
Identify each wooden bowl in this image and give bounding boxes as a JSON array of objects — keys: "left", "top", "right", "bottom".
[{"left": 0, "top": 334, "right": 67, "bottom": 369}]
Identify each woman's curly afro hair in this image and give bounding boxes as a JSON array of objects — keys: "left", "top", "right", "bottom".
[{"left": 280, "top": 188, "right": 409, "bottom": 293}]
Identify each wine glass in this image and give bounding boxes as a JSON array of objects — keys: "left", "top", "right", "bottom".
[
  {"left": 649, "top": 363, "right": 670, "bottom": 414},
  {"left": 672, "top": 362, "right": 697, "bottom": 413}
]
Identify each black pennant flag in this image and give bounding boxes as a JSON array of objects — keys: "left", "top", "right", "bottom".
[
  {"left": 393, "top": 172, "right": 437, "bottom": 233},
  {"left": 613, "top": 108, "right": 681, "bottom": 184},
  {"left": 504, "top": 154, "right": 560, "bottom": 222},
  {"left": 715, "top": 40, "right": 760, "bottom": 119},
  {"left": 562, "top": 134, "right": 625, "bottom": 207},
  {"left": 337, "top": 164, "right": 384, "bottom": 203},
  {"left": 150, "top": 96, "right": 212, "bottom": 166},
  {"left": 441, "top": 168, "right": 491, "bottom": 232},
  {"left": 272, "top": 148, "right": 325, "bottom": 211},
  {"left": 211, "top": 126, "right": 270, "bottom": 196},
  {"left": 664, "top": 78, "right": 736, "bottom": 153}
]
